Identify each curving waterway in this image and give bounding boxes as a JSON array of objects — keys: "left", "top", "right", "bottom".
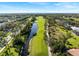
[{"left": 21, "top": 22, "right": 38, "bottom": 56}]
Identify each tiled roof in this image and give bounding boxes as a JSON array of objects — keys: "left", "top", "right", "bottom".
[{"left": 67, "top": 49, "right": 79, "bottom": 56}]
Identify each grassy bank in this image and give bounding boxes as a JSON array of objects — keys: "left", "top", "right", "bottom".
[{"left": 29, "top": 16, "right": 48, "bottom": 56}]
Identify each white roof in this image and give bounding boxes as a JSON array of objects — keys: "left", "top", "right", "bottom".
[{"left": 71, "top": 26, "right": 79, "bottom": 32}]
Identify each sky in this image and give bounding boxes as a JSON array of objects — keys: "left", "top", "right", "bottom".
[{"left": 0, "top": 2, "right": 79, "bottom": 13}]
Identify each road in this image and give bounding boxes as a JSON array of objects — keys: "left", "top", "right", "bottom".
[
  {"left": 0, "top": 38, "right": 13, "bottom": 53},
  {"left": 46, "top": 23, "right": 52, "bottom": 56}
]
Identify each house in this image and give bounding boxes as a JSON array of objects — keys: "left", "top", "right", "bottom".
[
  {"left": 4, "top": 32, "right": 12, "bottom": 42},
  {"left": 67, "top": 49, "right": 79, "bottom": 56},
  {"left": 71, "top": 26, "right": 79, "bottom": 36}
]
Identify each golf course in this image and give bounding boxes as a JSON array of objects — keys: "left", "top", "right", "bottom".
[{"left": 29, "top": 16, "right": 48, "bottom": 56}]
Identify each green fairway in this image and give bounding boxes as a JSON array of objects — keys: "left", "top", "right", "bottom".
[{"left": 29, "top": 16, "right": 48, "bottom": 56}]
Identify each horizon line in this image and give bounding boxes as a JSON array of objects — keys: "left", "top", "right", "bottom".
[{"left": 0, "top": 12, "right": 79, "bottom": 14}]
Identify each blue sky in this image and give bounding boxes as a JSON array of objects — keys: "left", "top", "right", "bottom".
[{"left": 0, "top": 2, "right": 79, "bottom": 13}]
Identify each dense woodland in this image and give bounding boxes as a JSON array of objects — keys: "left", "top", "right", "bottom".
[{"left": 44, "top": 14, "right": 79, "bottom": 56}]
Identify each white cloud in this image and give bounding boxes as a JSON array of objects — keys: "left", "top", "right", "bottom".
[
  {"left": 0, "top": 9, "right": 48, "bottom": 13},
  {"left": 54, "top": 3, "right": 62, "bottom": 6},
  {"left": 62, "top": 4, "right": 77, "bottom": 8},
  {"left": 48, "top": 10, "right": 79, "bottom": 13},
  {"left": 54, "top": 3, "right": 78, "bottom": 9},
  {"left": 0, "top": 2, "right": 79, "bottom": 13},
  {"left": 0, "top": 9, "right": 79, "bottom": 13},
  {"left": 28, "top": 2, "right": 49, "bottom": 5}
]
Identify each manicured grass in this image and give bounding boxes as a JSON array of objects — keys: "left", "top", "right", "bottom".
[{"left": 29, "top": 16, "right": 48, "bottom": 56}]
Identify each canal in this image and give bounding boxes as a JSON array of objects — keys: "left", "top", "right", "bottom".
[{"left": 21, "top": 22, "right": 38, "bottom": 56}]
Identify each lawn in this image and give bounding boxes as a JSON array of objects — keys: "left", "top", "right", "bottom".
[{"left": 29, "top": 16, "right": 48, "bottom": 56}]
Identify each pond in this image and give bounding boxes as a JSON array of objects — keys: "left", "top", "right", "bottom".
[{"left": 28, "top": 22, "right": 38, "bottom": 40}]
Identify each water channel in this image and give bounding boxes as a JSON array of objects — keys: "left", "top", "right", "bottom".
[{"left": 21, "top": 22, "right": 38, "bottom": 56}]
